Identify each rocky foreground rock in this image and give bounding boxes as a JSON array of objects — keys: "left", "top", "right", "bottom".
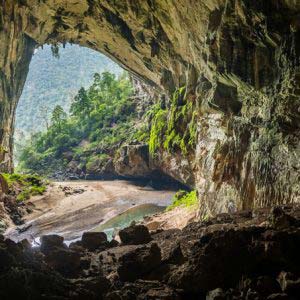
[{"left": 0, "top": 206, "right": 300, "bottom": 299}]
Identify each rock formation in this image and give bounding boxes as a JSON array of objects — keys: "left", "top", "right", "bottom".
[
  {"left": 1, "top": 1, "right": 300, "bottom": 215},
  {"left": 1, "top": 205, "right": 300, "bottom": 299}
]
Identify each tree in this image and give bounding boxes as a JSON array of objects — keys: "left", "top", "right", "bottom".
[
  {"left": 17, "top": 71, "right": 140, "bottom": 176},
  {"left": 51, "top": 105, "right": 67, "bottom": 128},
  {"left": 70, "top": 87, "right": 89, "bottom": 118}
]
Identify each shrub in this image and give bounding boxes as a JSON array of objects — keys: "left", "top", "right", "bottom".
[
  {"left": 166, "top": 190, "right": 198, "bottom": 211},
  {"left": 2, "top": 173, "right": 47, "bottom": 202}
]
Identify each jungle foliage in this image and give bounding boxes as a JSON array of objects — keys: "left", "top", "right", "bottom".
[
  {"left": 2, "top": 173, "right": 47, "bottom": 202},
  {"left": 18, "top": 72, "right": 148, "bottom": 176}
]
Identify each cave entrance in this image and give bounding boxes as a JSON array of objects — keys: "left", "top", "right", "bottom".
[
  {"left": 14, "top": 43, "right": 181, "bottom": 190},
  {"left": 6, "top": 43, "right": 185, "bottom": 244},
  {"left": 14, "top": 43, "right": 122, "bottom": 170}
]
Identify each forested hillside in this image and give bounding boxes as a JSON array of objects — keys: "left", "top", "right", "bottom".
[
  {"left": 17, "top": 72, "right": 151, "bottom": 178},
  {"left": 15, "top": 44, "right": 121, "bottom": 138}
]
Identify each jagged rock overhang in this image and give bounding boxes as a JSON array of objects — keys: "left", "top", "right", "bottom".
[{"left": 1, "top": 1, "right": 300, "bottom": 215}]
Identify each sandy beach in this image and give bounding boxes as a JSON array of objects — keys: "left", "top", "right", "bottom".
[{"left": 5, "top": 180, "right": 175, "bottom": 242}]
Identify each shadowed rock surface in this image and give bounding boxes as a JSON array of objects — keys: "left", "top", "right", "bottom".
[
  {"left": 0, "top": 206, "right": 300, "bottom": 299},
  {"left": 1, "top": 1, "right": 300, "bottom": 215}
]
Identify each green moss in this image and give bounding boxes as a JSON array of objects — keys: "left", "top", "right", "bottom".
[
  {"left": 30, "top": 185, "right": 46, "bottom": 195},
  {"left": 166, "top": 190, "right": 198, "bottom": 211},
  {"left": 188, "top": 111, "right": 198, "bottom": 147},
  {"left": 155, "top": 86, "right": 197, "bottom": 157},
  {"left": 149, "top": 108, "right": 168, "bottom": 156},
  {"left": 86, "top": 153, "right": 110, "bottom": 171},
  {"left": 16, "top": 190, "right": 31, "bottom": 202},
  {"left": 131, "top": 123, "right": 150, "bottom": 143},
  {"left": 2, "top": 173, "right": 47, "bottom": 203}
]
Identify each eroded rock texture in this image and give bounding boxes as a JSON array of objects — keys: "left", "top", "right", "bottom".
[
  {"left": 1, "top": 206, "right": 300, "bottom": 299},
  {"left": 0, "top": 1, "right": 300, "bottom": 215}
]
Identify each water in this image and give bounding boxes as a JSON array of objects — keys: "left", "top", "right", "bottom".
[{"left": 91, "top": 203, "right": 165, "bottom": 240}]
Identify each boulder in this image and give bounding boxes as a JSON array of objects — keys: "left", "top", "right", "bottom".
[
  {"left": 117, "top": 243, "right": 161, "bottom": 282},
  {"left": 40, "top": 234, "right": 65, "bottom": 255},
  {"left": 45, "top": 248, "right": 81, "bottom": 277},
  {"left": 81, "top": 232, "right": 108, "bottom": 251},
  {"left": 119, "top": 224, "right": 152, "bottom": 245}
]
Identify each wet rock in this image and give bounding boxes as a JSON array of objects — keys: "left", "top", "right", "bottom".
[
  {"left": 117, "top": 243, "right": 161, "bottom": 282},
  {"left": 119, "top": 224, "right": 152, "bottom": 245},
  {"left": 81, "top": 232, "right": 108, "bottom": 251},
  {"left": 40, "top": 234, "right": 65, "bottom": 255}
]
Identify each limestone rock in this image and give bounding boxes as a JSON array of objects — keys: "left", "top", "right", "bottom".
[
  {"left": 117, "top": 243, "right": 161, "bottom": 282},
  {"left": 40, "top": 234, "right": 65, "bottom": 255},
  {"left": 45, "top": 248, "right": 81, "bottom": 277},
  {"left": 0, "top": 1, "right": 300, "bottom": 214},
  {"left": 119, "top": 224, "right": 152, "bottom": 245},
  {"left": 0, "top": 205, "right": 300, "bottom": 298},
  {"left": 81, "top": 231, "right": 108, "bottom": 251},
  {"left": 114, "top": 144, "right": 152, "bottom": 178}
]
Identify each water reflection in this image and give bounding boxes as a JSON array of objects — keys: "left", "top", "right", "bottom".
[{"left": 91, "top": 203, "right": 165, "bottom": 240}]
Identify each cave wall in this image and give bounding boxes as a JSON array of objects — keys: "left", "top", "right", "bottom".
[{"left": 0, "top": 0, "right": 300, "bottom": 216}]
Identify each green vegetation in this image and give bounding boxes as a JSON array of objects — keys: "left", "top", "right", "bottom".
[
  {"left": 17, "top": 62, "right": 199, "bottom": 177},
  {"left": 149, "top": 86, "right": 198, "bottom": 157},
  {"left": 18, "top": 71, "right": 149, "bottom": 176},
  {"left": 149, "top": 105, "right": 168, "bottom": 155},
  {"left": 2, "top": 173, "right": 47, "bottom": 202},
  {"left": 166, "top": 190, "right": 198, "bottom": 211},
  {"left": 15, "top": 44, "right": 121, "bottom": 143}
]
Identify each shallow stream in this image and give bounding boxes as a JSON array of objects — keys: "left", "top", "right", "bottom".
[{"left": 91, "top": 203, "right": 165, "bottom": 240}]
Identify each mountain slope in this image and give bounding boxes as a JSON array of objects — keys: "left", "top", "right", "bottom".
[{"left": 15, "top": 44, "right": 121, "bottom": 137}]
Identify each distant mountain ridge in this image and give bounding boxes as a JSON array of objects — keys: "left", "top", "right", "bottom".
[{"left": 15, "top": 44, "right": 122, "bottom": 138}]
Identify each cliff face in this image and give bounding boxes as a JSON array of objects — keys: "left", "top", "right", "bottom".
[{"left": 1, "top": 0, "right": 300, "bottom": 216}]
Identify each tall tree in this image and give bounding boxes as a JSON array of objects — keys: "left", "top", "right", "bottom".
[{"left": 51, "top": 105, "right": 67, "bottom": 129}]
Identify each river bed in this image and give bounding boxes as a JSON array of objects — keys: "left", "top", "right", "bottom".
[{"left": 5, "top": 180, "right": 175, "bottom": 244}]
